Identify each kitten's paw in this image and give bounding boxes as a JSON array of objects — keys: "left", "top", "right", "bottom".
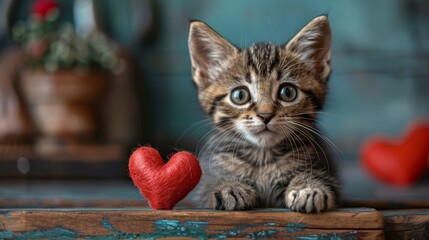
[
  {"left": 285, "top": 187, "right": 335, "bottom": 213},
  {"left": 211, "top": 182, "right": 256, "bottom": 211}
]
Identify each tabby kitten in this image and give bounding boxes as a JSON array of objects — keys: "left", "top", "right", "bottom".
[{"left": 188, "top": 16, "right": 339, "bottom": 213}]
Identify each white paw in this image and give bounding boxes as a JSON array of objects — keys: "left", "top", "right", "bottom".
[{"left": 286, "top": 187, "right": 334, "bottom": 213}]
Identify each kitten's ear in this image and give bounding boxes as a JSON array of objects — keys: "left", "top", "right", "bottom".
[
  {"left": 284, "top": 15, "right": 331, "bottom": 81},
  {"left": 188, "top": 21, "right": 238, "bottom": 89}
]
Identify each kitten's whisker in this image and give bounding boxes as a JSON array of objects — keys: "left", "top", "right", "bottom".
[
  {"left": 175, "top": 118, "right": 214, "bottom": 146},
  {"left": 289, "top": 111, "right": 351, "bottom": 123},
  {"left": 196, "top": 125, "right": 225, "bottom": 152},
  {"left": 202, "top": 126, "right": 237, "bottom": 173},
  {"left": 288, "top": 123, "right": 330, "bottom": 172},
  {"left": 280, "top": 129, "right": 299, "bottom": 170},
  {"left": 200, "top": 130, "right": 233, "bottom": 173},
  {"left": 279, "top": 126, "right": 301, "bottom": 171},
  {"left": 287, "top": 116, "right": 328, "bottom": 132},
  {"left": 287, "top": 125, "right": 313, "bottom": 173},
  {"left": 232, "top": 131, "right": 245, "bottom": 162},
  {"left": 198, "top": 124, "right": 235, "bottom": 154},
  {"left": 214, "top": 129, "right": 241, "bottom": 175},
  {"left": 289, "top": 121, "right": 342, "bottom": 158},
  {"left": 210, "top": 130, "right": 232, "bottom": 175},
  {"left": 197, "top": 124, "right": 234, "bottom": 160},
  {"left": 280, "top": 128, "right": 299, "bottom": 171},
  {"left": 289, "top": 121, "right": 333, "bottom": 151},
  {"left": 294, "top": 121, "right": 341, "bottom": 156},
  {"left": 288, "top": 117, "right": 334, "bottom": 150}
]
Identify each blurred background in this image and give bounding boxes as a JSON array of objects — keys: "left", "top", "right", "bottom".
[{"left": 0, "top": 0, "right": 428, "bottom": 207}]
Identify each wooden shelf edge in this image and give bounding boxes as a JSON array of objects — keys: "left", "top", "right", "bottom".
[
  {"left": 0, "top": 208, "right": 385, "bottom": 239},
  {"left": 3, "top": 208, "right": 428, "bottom": 239}
]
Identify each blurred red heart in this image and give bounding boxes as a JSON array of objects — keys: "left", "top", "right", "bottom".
[
  {"left": 362, "top": 122, "right": 429, "bottom": 186},
  {"left": 129, "top": 146, "right": 201, "bottom": 209}
]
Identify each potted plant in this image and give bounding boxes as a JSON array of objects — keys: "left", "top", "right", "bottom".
[{"left": 12, "top": 0, "right": 118, "bottom": 144}]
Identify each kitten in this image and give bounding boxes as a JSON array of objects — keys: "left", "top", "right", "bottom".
[{"left": 188, "top": 16, "right": 339, "bottom": 213}]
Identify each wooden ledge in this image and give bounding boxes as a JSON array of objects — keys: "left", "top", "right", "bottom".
[
  {"left": 0, "top": 208, "right": 384, "bottom": 239},
  {"left": 382, "top": 209, "right": 429, "bottom": 239}
]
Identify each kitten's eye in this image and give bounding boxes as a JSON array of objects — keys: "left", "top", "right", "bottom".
[
  {"left": 230, "top": 87, "right": 251, "bottom": 105},
  {"left": 278, "top": 84, "right": 298, "bottom": 102}
]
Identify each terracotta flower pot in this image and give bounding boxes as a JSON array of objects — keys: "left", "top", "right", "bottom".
[{"left": 20, "top": 69, "right": 110, "bottom": 142}]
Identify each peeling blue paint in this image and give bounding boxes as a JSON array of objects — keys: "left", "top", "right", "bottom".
[
  {"left": 218, "top": 220, "right": 292, "bottom": 238},
  {"left": 101, "top": 218, "right": 116, "bottom": 232},
  {"left": 0, "top": 228, "right": 76, "bottom": 240},
  {"left": 151, "top": 219, "right": 226, "bottom": 238},
  {"left": 89, "top": 217, "right": 290, "bottom": 239},
  {"left": 287, "top": 223, "right": 306, "bottom": 232},
  {"left": 293, "top": 231, "right": 359, "bottom": 240},
  {"left": 218, "top": 222, "right": 279, "bottom": 238},
  {"left": 0, "top": 211, "right": 12, "bottom": 219},
  {"left": 246, "top": 229, "right": 278, "bottom": 238},
  {"left": 0, "top": 230, "right": 14, "bottom": 239},
  {"left": 264, "top": 222, "right": 277, "bottom": 226},
  {"left": 99, "top": 218, "right": 229, "bottom": 239},
  {"left": 223, "top": 228, "right": 241, "bottom": 236}
]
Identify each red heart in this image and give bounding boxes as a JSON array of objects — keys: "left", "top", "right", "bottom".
[
  {"left": 362, "top": 122, "right": 429, "bottom": 186},
  {"left": 129, "top": 147, "right": 202, "bottom": 209}
]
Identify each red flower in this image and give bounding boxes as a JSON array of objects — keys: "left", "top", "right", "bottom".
[{"left": 31, "top": 0, "right": 59, "bottom": 18}]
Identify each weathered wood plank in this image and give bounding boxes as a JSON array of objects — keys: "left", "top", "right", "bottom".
[
  {"left": 382, "top": 209, "right": 429, "bottom": 239},
  {"left": 0, "top": 208, "right": 384, "bottom": 239},
  {"left": 343, "top": 199, "right": 429, "bottom": 210}
]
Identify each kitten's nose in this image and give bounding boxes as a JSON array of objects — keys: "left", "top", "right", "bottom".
[{"left": 257, "top": 112, "right": 274, "bottom": 124}]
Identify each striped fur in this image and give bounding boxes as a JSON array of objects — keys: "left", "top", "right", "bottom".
[{"left": 188, "top": 16, "right": 339, "bottom": 213}]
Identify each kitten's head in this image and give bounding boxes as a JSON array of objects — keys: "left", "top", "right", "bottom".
[{"left": 188, "top": 16, "right": 331, "bottom": 147}]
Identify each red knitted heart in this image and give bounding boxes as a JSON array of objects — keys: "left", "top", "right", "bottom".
[
  {"left": 129, "top": 146, "right": 201, "bottom": 209},
  {"left": 362, "top": 122, "right": 429, "bottom": 186}
]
